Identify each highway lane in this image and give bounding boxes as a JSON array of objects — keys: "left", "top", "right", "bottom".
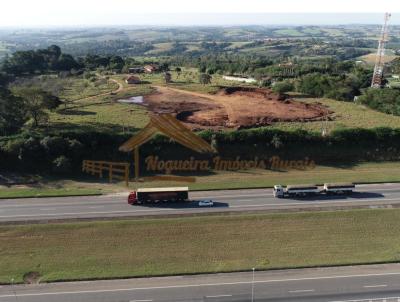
[
  {"left": 2, "top": 264, "right": 400, "bottom": 301},
  {"left": 1, "top": 183, "right": 400, "bottom": 222}
]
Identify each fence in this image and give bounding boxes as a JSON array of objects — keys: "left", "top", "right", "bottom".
[{"left": 82, "top": 160, "right": 130, "bottom": 186}]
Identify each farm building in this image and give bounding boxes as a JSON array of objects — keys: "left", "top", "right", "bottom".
[
  {"left": 129, "top": 67, "right": 144, "bottom": 74},
  {"left": 144, "top": 64, "right": 159, "bottom": 73},
  {"left": 222, "top": 75, "right": 257, "bottom": 83},
  {"left": 126, "top": 76, "right": 141, "bottom": 84}
]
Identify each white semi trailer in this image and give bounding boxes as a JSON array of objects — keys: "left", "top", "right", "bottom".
[
  {"left": 323, "top": 183, "right": 355, "bottom": 194},
  {"left": 273, "top": 183, "right": 355, "bottom": 198}
]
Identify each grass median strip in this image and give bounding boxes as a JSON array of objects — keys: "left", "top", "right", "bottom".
[
  {"left": 0, "top": 188, "right": 101, "bottom": 199},
  {"left": 2, "top": 209, "right": 400, "bottom": 283}
]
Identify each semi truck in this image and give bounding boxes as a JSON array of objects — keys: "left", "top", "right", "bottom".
[
  {"left": 128, "top": 187, "right": 189, "bottom": 205},
  {"left": 273, "top": 183, "right": 355, "bottom": 198},
  {"left": 323, "top": 183, "right": 355, "bottom": 194}
]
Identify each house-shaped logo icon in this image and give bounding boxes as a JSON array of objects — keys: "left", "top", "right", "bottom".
[{"left": 119, "top": 113, "right": 216, "bottom": 180}]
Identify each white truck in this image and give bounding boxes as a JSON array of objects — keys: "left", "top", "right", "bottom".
[
  {"left": 323, "top": 183, "right": 355, "bottom": 194},
  {"left": 273, "top": 184, "right": 319, "bottom": 198},
  {"left": 273, "top": 183, "right": 355, "bottom": 198}
]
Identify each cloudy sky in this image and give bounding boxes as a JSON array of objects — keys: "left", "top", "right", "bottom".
[{"left": 1, "top": 0, "right": 399, "bottom": 26}]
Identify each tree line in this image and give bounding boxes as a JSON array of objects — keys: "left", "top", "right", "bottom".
[
  {"left": 1, "top": 45, "right": 134, "bottom": 76},
  {"left": 3, "top": 127, "right": 400, "bottom": 175}
]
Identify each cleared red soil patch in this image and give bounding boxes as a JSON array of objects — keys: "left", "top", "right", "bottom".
[{"left": 144, "top": 86, "right": 332, "bottom": 129}]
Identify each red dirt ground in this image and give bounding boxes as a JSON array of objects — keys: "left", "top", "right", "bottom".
[{"left": 144, "top": 86, "right": 332, "bottom": 129}]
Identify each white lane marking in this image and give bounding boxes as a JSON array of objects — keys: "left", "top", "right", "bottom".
[
  {"left": 363, "top": 284, "right": 387, "bottom": 288},
  {"left": 2, "top": 271, "right": 400, "bottom": 298},
  {"left": 288, "top": 289, "right": 315, "bottom": 293},
  {"left": 205, "top": 294, "right": 232, "bottom": 298},
  {"left": 195, "top": 193, "right": 273, "bottom": 199},
  {"left": 129, "top": 300, "right": 153, "bottom": 302},
  {"left": 329, "top": 296, "right": 400, "bottom": 302},
  {"left": 89, "top": 206, "right": 105, "bottom": 209},
  {"left": 40, "top": 208, "right": 57, "bottom": 211}
]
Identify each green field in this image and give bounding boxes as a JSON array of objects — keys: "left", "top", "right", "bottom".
[
  {"left": 133, "top": 161, "right": 400, "bottom": 190},
  {"left": 274, "top": 29, "right": 305, "bottom": 37},
  {"left": 273, "top": 97, "right": 400, "bottom": 132},
  {"left": 2, "top": 209, "right": 400, "bottom": 283},
  {"left": 48, "top": 76, "right": 153, "bottom": 133},
  {"left": 0, "top": 187, "right": 101, "bottom": 199}
]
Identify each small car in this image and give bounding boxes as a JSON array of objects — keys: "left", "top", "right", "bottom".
[{"left": 198, "top": 199, "right": 214, "bottom": 207}]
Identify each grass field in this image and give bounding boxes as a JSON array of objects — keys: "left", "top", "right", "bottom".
[
  {"left": 0, "top": 187, "right": 101, "bottom": 199},
  {"left": 359, "top": 51, "right": 399, "bottom": 65},
  {"left": 3, "top": 161, "right": 400, "bottom": 195},
  {"left": 133, "top": 161, "right": 400, "bottom": 190},
  {"left": 274, "top": 29, "right": 305, "bottom": 37},
  {"left": 273, "top": 97, "right": 400, "bottom": 132},
  {"left": 2, "top": 209, "right": 400, "bottom": 283},
  {"left": 48, "top": 76, "right": 153, "bottom": 133}
]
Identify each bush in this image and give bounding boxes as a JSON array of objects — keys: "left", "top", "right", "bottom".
[
  {"left": 357, "top": 88, "right": 400, "bottom": 115},
  {"left": 52, "top": 156, "right": 71, "bottom": 174},
  {"left": 272, "top": 80, "right": 294, "bottom": 93}
]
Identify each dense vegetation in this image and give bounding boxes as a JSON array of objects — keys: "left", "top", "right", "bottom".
[
  {"left": 2, "top": 127, "right": 400, "bottom": 175},
  {"left": 358, "top": 88, "right": 400, "bottom": 115},
  {"left": 295, "top": 67, "right": 372, "bottom": 101},
  {"left": 1, "top": 45, "right": 134, "bottom": 75}
]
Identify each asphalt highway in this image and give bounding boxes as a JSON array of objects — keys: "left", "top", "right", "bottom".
[
  {"left": 2, "top": 264, "right": 400, "bottom": 301},
  {"left": 1, "top": 183, "right": 400, "bottom": 222}
]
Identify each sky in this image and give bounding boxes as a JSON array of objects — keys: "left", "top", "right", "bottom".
[{"left": 1, "top": 0, "right": 400, "bottom": 26}]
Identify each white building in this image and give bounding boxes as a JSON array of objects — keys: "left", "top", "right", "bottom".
[{"left": 222, "top": 75, "right": 257, "bottom": 84}]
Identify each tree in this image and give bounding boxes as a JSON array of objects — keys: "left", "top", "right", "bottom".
[
  {"left": 164, "top": 72, "right": 172, "bottom": 84},
  {"left": 1, "top": 45, "right": 80, "bottom": 75},
  {"left": 175, "top": 67, "right": 182, "bottom": 78},
  {"left": 271, "top": 134, "right": 283, "bottom": 149},
  {"left": 357, "top": 88, "right": 400, "bottom": 115},
  {"left": 159, "top": 62, "right": 170, "bottom": 72},
  {"left": 13, "top": 87, "right": 61, "bottom": 127},
  {"left": 199, "top": 73, "right": 212, "bottom": 85},
  {"left": 0, "top": 88, "right": 27, "bottom": 135},
  {"left": 54, "top": 54, "right": 81, "bottom": 71},
  {"left": 272, "top": 80, "right": 294, "bottom": 93},
  {"left": 109, "top": 56, "right": 124, "bottom": 71}
]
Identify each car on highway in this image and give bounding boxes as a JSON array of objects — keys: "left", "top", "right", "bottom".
[{"left": 198, "top": 199, "right": 214, "bottom": 207}]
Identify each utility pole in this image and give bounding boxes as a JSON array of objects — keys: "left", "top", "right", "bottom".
[
  {"left": 371, "top": 12, "right": 391, "bottom": 88},
  {"left": 251, "top": 267, "right": 255, "bottom": 302},
  {"left": 11, "top": 278, "right": 18, "bottom": 302}
]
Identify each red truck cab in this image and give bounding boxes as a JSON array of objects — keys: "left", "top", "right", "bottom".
[
  {"left": 128, "top": 187, "right": 189, "bottom": 205},
  {"left": 128, "top": 191, "right": 137, "bottom": 204}
]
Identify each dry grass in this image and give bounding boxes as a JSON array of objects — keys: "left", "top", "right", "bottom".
[{"left": 360, "top": 52, "right": 399, "bottom": 65}]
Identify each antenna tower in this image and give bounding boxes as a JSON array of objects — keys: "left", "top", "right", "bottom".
[{"left": 371, "top": 12, "right": 391, "bottom": 88}]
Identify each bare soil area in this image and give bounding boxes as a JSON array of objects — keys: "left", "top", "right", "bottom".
[{"left": 144, "top": 86, "right": 332, "bottom": 129}]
